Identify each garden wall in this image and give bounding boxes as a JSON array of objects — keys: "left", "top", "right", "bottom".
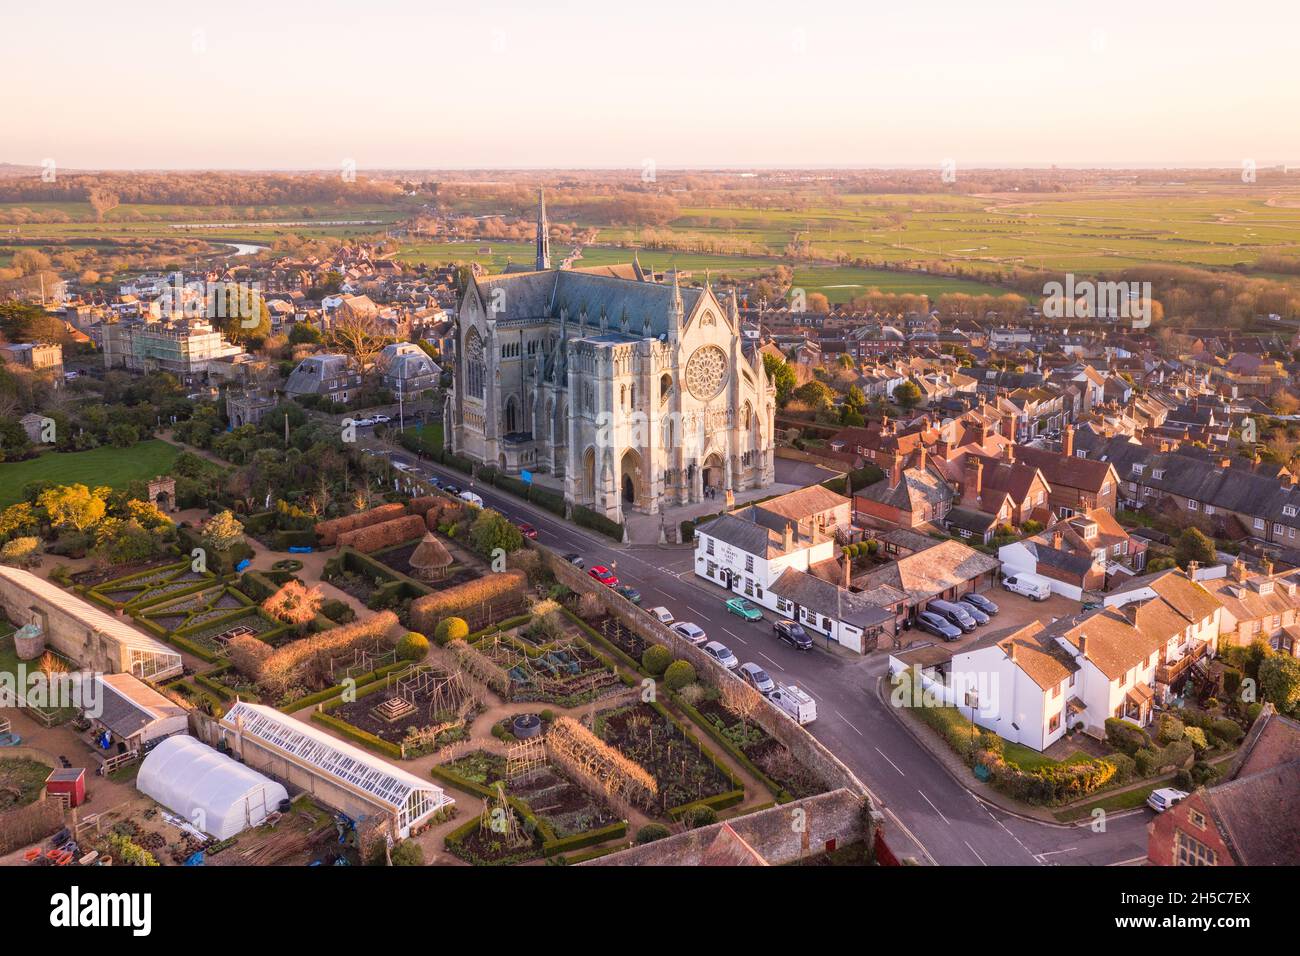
[
  {"left": 582, "top": 788, "right": 866, "bottom": 866},
  {"left": 536, "top": 547, "right": 868, "bottom": 799}
]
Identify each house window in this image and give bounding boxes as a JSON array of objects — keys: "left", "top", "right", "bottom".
[
  {"left": 1276, "top": 523, "right": 1285, "bottom": 536},
  {"left": 1174, "top": 830, "right": 1217, "bottom": 866},
  {"left": 745, "top": 555, "right": 754, "bottom": 573},
  {"left": 1188, "top": 500, "right": 1198, "bottom": 511},
  {"left": 1048, "top": 712, "right": 1061, "bottom": 733},
  {"left": 1255, "top": 517, "right": 1266, "bottom": 530},
  {"left": 1152, "top": 470, "right": 1164, "bottom": 480},
  {"left": 704, "top": 537, "right": 714, "bottom": 556},
  {"left": 1189, "top": 809, "right": 1207, "bottom": 830}
]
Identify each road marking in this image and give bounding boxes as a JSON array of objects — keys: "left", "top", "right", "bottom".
[
  {"left": 1108, "top": 856, "right": 1149, "bottom": 867},
  {"left": 686, "top": 607, "right": 708, "bottom": 619},
  {"left": 759, "top": 652, "right": 784, "bottom": 671},
  {"left": 835, "top": 710, "right": 863, "bottom": 737},
  {"left": 917, "top": 790, "right": 951, "bottom": 826},
  {"left": 722, "top": 627, "right": 747, "bottom": 645},
  {"left": 874, "top": 747, "right": 905, "bottom": 776},
  {"left": 964, "top": 840, "right": 988, "bottom": 866}
]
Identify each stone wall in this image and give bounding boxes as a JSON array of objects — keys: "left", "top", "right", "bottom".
[
  {"left": 536, "top": 546, "right": 868, "bottom": 799},
  {"left": 583, "top": 788, "right": 867, "bottom": 866}
]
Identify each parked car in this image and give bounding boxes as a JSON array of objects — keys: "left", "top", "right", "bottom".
[
  {"left": 458, "top": 491, "right": 484, "bottom": 507},
  {"left": 916, "top": 610, "right": 963, "bottom": 641},
  {"left": 672, "top": 622, "right": 707, "bottom": 646},
  {"left": 950, "top": 598, "right": 989, "bottom": 626},
  {"left": 1147, "top": 788, "right": 1189, "bottom": 813},
  {"left": 615, "top": 586, "right": 642, "bottom": 605},
  {"left": 703, "top": 641, "right": 739, "bottom": 670},
  {"left": 769, "top": 684, "right": 817, "bottom": 724},
  {"left": 738, "top": 662, "right": 776, "bottom": 694},
  {"left": 515, "top": 521, "right": 538, "bottom": 539},
  {"left": 352, "top": 416, "right": 376, "bottom": 427},
  {"left": 562, "top": 553, "right": 585, "bottom": 569},
  {"left": 443, "top": 484, "right": 461, "bottom": 496},
  {"left": 960, "top": 592, "right": 999, "bottom": 616},
  {"left": 588, "top": 565, "right": 619, "bottom": 587},
  {"left": 372, "top": 414, "right": 392, "bottom": 424},
  {"left": 1003, "top": 572, "right": 1052, "bottom": 601},
  {"left": 774, "top": 619, "right": 813, "bottom": 650},
  {"left": 428, "top": 476, "right": 443, "bottom": 489},
  {"left": 724, "top": 597, "right": 762, "bottom": 622},
  {"left": 928, "top": 599, "right": 978, "bottom": 632},
  {"left": 647, "top": 606, "right": 674, "bottom": 626}
]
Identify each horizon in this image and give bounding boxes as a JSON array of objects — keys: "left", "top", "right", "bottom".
[{"left": 6, "top": 0, "right": 1299, "bottom": 170}]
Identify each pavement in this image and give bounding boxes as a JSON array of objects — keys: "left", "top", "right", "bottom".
[{"left": 346, "top": 431, "right": 1157, "bottom": 867}]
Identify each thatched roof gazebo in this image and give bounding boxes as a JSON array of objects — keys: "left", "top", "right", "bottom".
[{"left": 409, "top": 532, "right": 454, "bottom": 582}]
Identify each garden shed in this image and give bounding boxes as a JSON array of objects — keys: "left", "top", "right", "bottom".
[{"left": 137, "top": 734, "right": 289, "bottom": 840}]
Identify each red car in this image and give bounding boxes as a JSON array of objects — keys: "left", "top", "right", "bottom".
[
  {"left": 515, "top": 522, "right": 538, "bottom": 539},
  {"left": 588, "top": 565, "right": 619, "bottom": 586}
]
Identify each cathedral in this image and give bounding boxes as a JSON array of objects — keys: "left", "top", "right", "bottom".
[{"left": 446, "top": 192, "right": 776, "bottom": 521}]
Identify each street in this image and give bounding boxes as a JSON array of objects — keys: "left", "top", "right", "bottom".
[{"left": 370, "top": 437, "right": 1155, "bottom": 867}]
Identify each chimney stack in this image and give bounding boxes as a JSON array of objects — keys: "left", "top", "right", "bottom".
[
  {"left": 1263, "top": 558, "right": 1274, "bottom": 578},
  {"left": 1052, "top": 529, "right": 1063, "bottom": 550},
  {"left": 1063, "top": 423, "right": 1074, "bottom": 458},
  {"left": 783, "top": 522, "right": 793, "bottom": 552},
  {"left": 1004, "top": 441, "right": 1015, "bottom": 462},
  {"left": 1233, "top": 557, "right": 1248, "bottom": 583},
  {"left": 1078, "top": 633, "right": 1088, "bottom": 658},
  {"left": 1187, "top": 560, "right": 1199, "bottom": 579},
  {"left": 916, "top": 446, "right": 928, "bottom": 472},
  {"left": 1006, "top": 641, "right": 1017, "bottom": 662},
  {"left": 889, "top": 452, "right": 903, "bottom": 489},
  {"left": 964, "top": 457, "right": 984, "bottom": 508},
  {"left": 842, "top": 549, "right": 852, "bottom": 588}
]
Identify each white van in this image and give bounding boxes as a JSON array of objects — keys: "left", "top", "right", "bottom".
[
  {"left": 769, "top": 684, "right": 817, "bottom": 725},
  {"left": 458, "top": 491, "right": 484, "bottom": 508},
  {"left": 1003, "top": 571, "right": 1052, "bottom": 601}
]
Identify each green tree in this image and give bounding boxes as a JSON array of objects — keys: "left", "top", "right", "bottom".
[
  {"left": 763, "top": 353, "right": 796, "bottom": 404},
  {"left": 288, "top": 322, "right": 322, "bottom": 345},
  {"left": 641, "top": 644, "right": 671, "bottom": 675},
  {"left": 663, "top": 659, "right": 696, "bottom": 691},
  {"left": 1259, "top": 653, "right": 1300, "bottom": 714},
  {"left": 397, "top": 631, "right": 430, "bottom": 661},
  {"left": 223, "top": 294, "right": 271, "bottom": 344},
  {"left": 1174, "top": 527, "right": 1215, "bottom": 569},
  {"left": 469, "top": 509, "right": 524, "bottom": 558},
  {"left": 434, "top": 617, "right": 469, "bottom": 645},
  {"left": 793, "top": 380, "right": 834, "bottom": 409},
  {"left": 845, "top": 384, "right": 867, "bottom": 409},
  {"left": 893, "top": 380, "right": 922, "bottom": 410}
]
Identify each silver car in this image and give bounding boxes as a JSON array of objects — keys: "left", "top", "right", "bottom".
[
  {"left": 672, "top": 622, "right": 707, "bottom": 646},
  {"left": 703, "top": 641, "right": 739, "bottom": 670},
  {"left": 738, "top": 662, "right": 775, "bottom": 694}
]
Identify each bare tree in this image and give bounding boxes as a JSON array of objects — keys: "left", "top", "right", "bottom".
[{"left": 719, "top": 677, "right": 765, "bottom": 731}]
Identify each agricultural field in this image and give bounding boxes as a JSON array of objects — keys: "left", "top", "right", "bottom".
[{"left": 0, "top": 440, "right": 181, "bottom": 508}]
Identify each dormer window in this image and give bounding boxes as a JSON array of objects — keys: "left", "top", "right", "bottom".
[
  {"left": 1132, "top": 463, "right": 1145, "bottom": 475},
  {"left": 1152, "top": 469, "right": 1164, "bottom": 480},
  {"left": 1285, "top": 505, "right": 1297, "bottom": 518}
]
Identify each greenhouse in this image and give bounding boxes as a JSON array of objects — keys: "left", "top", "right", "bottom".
[{"left": 137, "top": 734, "right": 289, "bottom": 840}]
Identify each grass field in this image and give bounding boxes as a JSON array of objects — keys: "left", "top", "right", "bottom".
[{"left": 0, "top": 440, "right": 181, "bottom": 507}]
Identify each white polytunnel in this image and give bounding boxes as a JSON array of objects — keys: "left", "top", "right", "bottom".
[{"left": 137, "top": 734, "right": 290, "bottom": 840}]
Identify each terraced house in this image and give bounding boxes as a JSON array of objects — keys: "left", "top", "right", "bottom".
[{"left": 1077, "top": 434, "right": 1300, "bottom": 551}]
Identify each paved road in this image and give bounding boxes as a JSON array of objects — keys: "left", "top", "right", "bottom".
[{"left": 368, "top": 440, "right": 1154, "bottom": 866}]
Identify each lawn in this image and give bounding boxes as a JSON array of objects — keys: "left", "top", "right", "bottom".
[
  {"left": 1002, "top": 741, "right": 1093, "bottom": 772},
  {"left": 0, "top": 440, "right": 181, "bottom": 507}
]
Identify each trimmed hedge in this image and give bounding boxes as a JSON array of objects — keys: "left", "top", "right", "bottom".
[
  {"left": 571, "top": 504, "right": 623, "bottom": 541},
  {"left": 310, "top": 711, "right": 403, "bottom": 759},
  {"left": 317, "top": 503, "right": 407, "bottom": 547}
]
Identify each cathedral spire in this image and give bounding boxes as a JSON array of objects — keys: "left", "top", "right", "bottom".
[
  {"left": 535, "top": 188, "right": 551, "bottom": 271},
  {"left": 667, "top": 269, "right": 683, "bottom": 343}
]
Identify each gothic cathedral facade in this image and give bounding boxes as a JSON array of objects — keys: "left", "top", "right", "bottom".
[{"left": 446, "top": 193, "right": 776, "bottom": 521}]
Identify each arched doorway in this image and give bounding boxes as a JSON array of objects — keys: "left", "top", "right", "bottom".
[
  {"left": 620, "top": 448, "right": 642, "bottom": 506},
  {"left": 702, "top": 452, "right": 724, "bottom": 490}
]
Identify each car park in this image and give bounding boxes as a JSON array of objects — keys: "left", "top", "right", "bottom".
[
  {"left": 916, "top": 610, "right": 963, "bottom": 641},
  {"left": 614, "top": 586, "right": 642, "bottom": 605},
  {"left": 672, "top": 622, "right": 707, "bottom": 646},
  {"left": 724, "top": 597, "right": 763, "bottom": 621},
  {"left": 774, "top": 619, "right": 813, "bottom": 650},
  {"left": 738, "top": 662, "right": 776, "bottom": 694},
  {"left": 928, "top": 599, "right": 978, "bottom": 632},
  {"left": 588, "top": 565, "right": 619, "bottom": 586},
  {"left": 1147, "top": 787, "right": 1189, "bottom": 813},
  {"left": 960, "top": 592, "right": 999, "bottom": 616},
  {"left": 703, "top": 641, "right": 739, "bottom": 670}
]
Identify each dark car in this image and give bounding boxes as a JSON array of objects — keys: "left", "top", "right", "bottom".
[
  {"left": 615, "top": 585, "right": 642, "bottom": 605},
  {"left": 774, "top": 619, "right": 813, "bottom": 650},
  {"left": 562, "top": 553, "right": 585, "bottom": 569},
  {"left": 960, "top": 592, "right": 999, "bottom": 616},
  {"left": 928, "top": 599, "right": 978, "bottom": 632},
  {"left": 444, "top": 485, "right": 461, "bottom": 496},
  {"left": 955, "top": 601, "right": 989, "bottom": 626},
  {"left": 916, "top": 610, "right": 963, "bottom": 641}
]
